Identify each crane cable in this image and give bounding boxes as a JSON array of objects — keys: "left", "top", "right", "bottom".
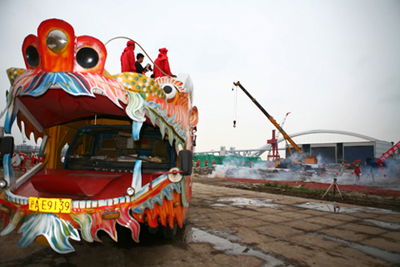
[{"left": 232, "top": 84, "right": 237, "bottom": 127}]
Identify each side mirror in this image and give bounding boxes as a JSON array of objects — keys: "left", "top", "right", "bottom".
[
  {"left": 1, "top": 136, "right": 14, "bottom": 156},
  {"left": 179, "top": 150, "right": 192, "bottom": 176}
]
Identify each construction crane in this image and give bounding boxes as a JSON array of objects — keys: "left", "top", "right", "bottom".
[{"left": 233, "top": 81, "right": 317, "bottom": 166}]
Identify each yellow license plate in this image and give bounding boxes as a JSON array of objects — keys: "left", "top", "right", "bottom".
[{"left": 29, "top": 197, "right": 72, "bottom": 213}]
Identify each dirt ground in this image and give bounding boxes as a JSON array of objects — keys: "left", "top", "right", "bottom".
[
  {"left": 0, "top": 166, "right": 399, "bottom": 266},
  {"left": 1, "top": 182, "right": 400, "bottom": 266}
]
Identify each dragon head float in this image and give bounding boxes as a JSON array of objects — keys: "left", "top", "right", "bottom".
[{"left": 0, "top": 18, "right": 199, "bottom": 253}]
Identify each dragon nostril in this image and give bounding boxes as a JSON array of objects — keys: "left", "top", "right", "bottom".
[{"left": 46, "top": 29, "right": 68, "bottom": 53}]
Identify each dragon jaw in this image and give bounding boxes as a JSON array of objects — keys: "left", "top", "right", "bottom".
[{"left": 2, "top": 68, "right": 198, "bottom": 153}]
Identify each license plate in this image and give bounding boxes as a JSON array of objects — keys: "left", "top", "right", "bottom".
[{"left": 29, "top": 197, "right": 72, "bottom": 213}]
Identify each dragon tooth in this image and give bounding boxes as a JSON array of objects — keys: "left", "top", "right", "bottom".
[
  {"left": 148, "top": 110, "right": 156, "bottom": 126},
  {"left": 132, "top": 160, "right": 142, "bottom": 192},
  {"left": 5, "top": 106, "right": 18, "bottom": 134},
  {"left": 168, "top": 129, "right": 174, "bottom": 146},
  {"left": 125, "top": 91, "right": 146, "bottom": 138},
  {"left": 132, "top": 121, "right": 143, "bottom": 141},
  {"left": 159, "top": 121, "right": 166, "bottom": 139}
]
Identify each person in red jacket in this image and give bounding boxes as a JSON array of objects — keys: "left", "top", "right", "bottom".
[
  {"left": 23, "top": 154, "right": 27, "bottom": 167},
  {"left": 30, "top": 154, "right": 35, "bottom": 167},
  {"left": 354, "top": 165, "right": 361, "bottom": 181},
  {"left": 121, "top": 40, "right": 136, "bottom": 73},
  {"left": 153, "top": 48, "right": 176, "bottom": 78}
]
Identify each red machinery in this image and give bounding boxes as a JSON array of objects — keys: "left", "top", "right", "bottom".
[
  {"left": 267, "top": 130, "right": 279, "bottom": 161},
  {"left": 267, "top": 112, "right": 290, "bottom": 161},
  {"left": 376, "top": 141, "right": 400, "bottom": 165}
]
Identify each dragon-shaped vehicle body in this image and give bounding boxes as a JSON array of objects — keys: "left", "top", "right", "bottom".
[{"left": 0, "top": 18, "right": 199, "bottom": 253}]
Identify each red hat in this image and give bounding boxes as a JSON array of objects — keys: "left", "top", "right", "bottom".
[
  {"left": 159, "top": 48, "right": 168, "bottom": 53},
  {"left": 127, "top": 40, "right": 135, "bottom": 47}
]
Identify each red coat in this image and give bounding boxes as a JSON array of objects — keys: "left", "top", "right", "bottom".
[
  {"left": 121, "top": 41, "right": 136, "bottom": 72},
  {"left": 153, "top": 48, "right": 171, "bottom": 78},
  {"left": 354, "top": 167, "right": 361, "bottom": 175}
]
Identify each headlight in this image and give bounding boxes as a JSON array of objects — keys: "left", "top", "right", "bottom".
[
  {"left": 168, "top": 167, "right": 183, "bottom": 183},
  {"left": 126, "top": 187, "right": 135, "bottom": 196},
  {"left": 0, "top": 179, "right": 7, "bottom": 189}
]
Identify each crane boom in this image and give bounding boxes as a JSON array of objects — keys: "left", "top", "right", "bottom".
[
  {"left": 233, "top": 81, "right": 304, "bottom": 156},
  {"left": 376, "top": 141, "right": 400, "bottom": 165}
]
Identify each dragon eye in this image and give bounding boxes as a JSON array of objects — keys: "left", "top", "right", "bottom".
[
  {"left": 76, "top": 47, "right": 99, "bottom": 69},
  {"left": 25, "top": 46, "right": 40, "bottom": 67},
  {"left": 162, "top": 84, "right": 177, "bottom": 100}
]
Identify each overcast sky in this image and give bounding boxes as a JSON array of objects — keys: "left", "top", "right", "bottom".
[{"left": 0, "top": 0, "right": 399, "bottom": 157}]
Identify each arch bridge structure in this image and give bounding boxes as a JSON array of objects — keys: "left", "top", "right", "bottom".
[
  {"left": 197, "top": 129, "right": 393, "bottom": 163},
  {"left": 251, "top": 129, "right": 380, "bottom": 157}
]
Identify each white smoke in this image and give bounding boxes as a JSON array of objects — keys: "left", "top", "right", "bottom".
[
  {"left": 208, "top": 165, "right": 264, "bottom": 179},
  {"left": 207, "top": 164, "right": 400, "bottom": 191}
]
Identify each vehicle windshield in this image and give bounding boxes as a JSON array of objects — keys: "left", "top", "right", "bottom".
[{"left": 64, "top": 124, "right": 174, "bottom": 173}]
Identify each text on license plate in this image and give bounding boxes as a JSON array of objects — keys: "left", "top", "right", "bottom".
[{"left": 29, "top": 197, "right": 72, "bottom": 213}]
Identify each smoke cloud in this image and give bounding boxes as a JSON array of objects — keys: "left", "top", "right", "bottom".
[{"left": 208, "top": 163, "right": 400, "bottom": 190}]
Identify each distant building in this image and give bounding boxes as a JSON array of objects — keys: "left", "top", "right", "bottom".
[
  {"left": 286, "top": 140, "right": 395, "bottom": 164},
  {"left": 14, "top": 144, "right": 40, "bottom": 154}
]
